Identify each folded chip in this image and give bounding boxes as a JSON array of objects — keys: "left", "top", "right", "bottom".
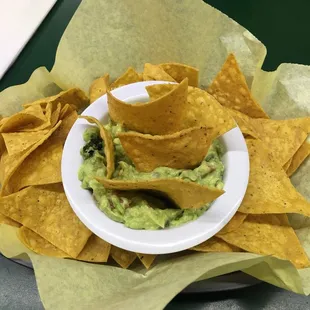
[
  {"left": 96, "top": 177, "right": 224, "bottom": 210},
  {"left": 118, "top": 126, "right": 217, "bottom": 172},
  {"left": 107, "top": 78, "right": 188, "bottom": 135}
]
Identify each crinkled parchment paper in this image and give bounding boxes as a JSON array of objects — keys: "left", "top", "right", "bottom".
[{"left": 1, "top": 0, "right": 310, "bottom": 309}]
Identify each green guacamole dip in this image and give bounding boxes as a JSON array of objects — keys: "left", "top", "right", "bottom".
[{"left": 78, "top": 121, "right": 225, "bottom": 230}]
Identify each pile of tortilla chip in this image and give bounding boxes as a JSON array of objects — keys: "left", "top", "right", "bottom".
[{"left": 1, "top": 55, "right": 310, "bottom": 270}]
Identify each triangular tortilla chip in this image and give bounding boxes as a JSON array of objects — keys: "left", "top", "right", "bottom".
[
  {"left": 110, "top": 246, "right": 137, "bottom": 269},
  {"left": 2, "top": 130, "right": 49, "bottom": 156},
  {"left": 287, "top": 141, "right": 310, "bottom": 177},
  {"left": 18, "top": 227, "right": 111, "bottom": 263},
  {"left": 217, "top": 212, "right": 247, "bottom": 235},
  {"left": 79, "top": 116, "right": 115, "bottom": 178},
  {"left": 142, "top": 63, "right": 175, "bottom": 82},
  {"left": 107, "top": 78, "right": 188, "bottom": 135},
  {"left": 23, "top": 88, "right": 89, "bottom": 111},
  {"left": 238, "top": 139, "right": 310, "bottom": 216},
  {"left": 218, "top": 214, "right": 310, "bottom": 268},
  {"left": 191, "top": 237, "right": 240, "bottom": 252},
  {"left": 207, "top": 54, "right": 268, "bottom": 119},
  {"left": 96, "top": 177, "right": 224, "bottom": 210},
  {"left": 118, "top": 126, "right": 217, "bottom": 172},
  {"left": 89, "top": 74, "right": 110, "bottom": 103},
  {"left": 159, "top": 63, "right": 199, "bottom": 87},
  {"left": 0, "top": 105, "right": 47, "bottom": 133},
  {"left": 0, "top": 184, "right": 91, "bottom": 258},
  {"left": 110, "top": 67, "right": 142, "bottom": 90},
  {"left": 7, "top": 112, "right": 78, "bottom": 193},
  {"left": 136, "top": 253, "right": 157, "bottom": 269}
]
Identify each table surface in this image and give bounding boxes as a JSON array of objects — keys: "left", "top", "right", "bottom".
[{"left": 1, "top": 0, "right": 310, "bottom": 309}]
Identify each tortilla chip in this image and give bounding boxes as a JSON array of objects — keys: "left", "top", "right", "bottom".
[
  {"left": 2, "top": 130, "right": 49, "bottom": 156},
  {"left": 96, "top": 177, "right": 224, "bottom": 210},
  {"left": 283, "top": 157, "right": 293, "bottom": 172},
  {"left": 0, "top": 184, "right": 91, "bottom": 258},
  {"left": 142, "top": 63, "right": 175, "bottom": 82},
  {"left": 218, "top": 214, "right": 310, "bottom": 268},
  {"left": 49, "top": 102, "right": 62, "bottom": 128},
  {"left": 0, "top": 105, "right": 47, "bottom": 133},
  {"left": 23, "top": 88, "right": 89, "bottom": 111},
  {"left": 108, "top": 78, "right": 188, "bottom": 135},
  {"left": 18, "top": 228, "right": 111, "bottom": 263},
  {"left": 6, "top": 112, "right": 77, "bottom": 193},
  {"left": 238, "top": 139, "right": 310, "bottom": 216},
  {"left": 118, "top": 126, "right": 217, "bottom": 172},
  {"left": 136, "top": 253, "right": 157, "bottom": 269},
  {"left": 217, "top": 212, "right": 247, "bottom": 235},
  {"left": 207, "top": 54, "right": 268, "bottom": 119},
  {"left": 287, "top": 142, "right": 310, "bottom": 177},
  {"left": 110, "top": 67, "right": 142, "bottom": 90},
  {"left": 110, "top": 246, "right": 137, "bottom": 269},
  {"left": 146, "top": 84, "right": 236, "bottom": 136},
  {"left": 79, "top": 116, "right": 115, "bottom": 178},
  {"left": 89, "top": 74, "right": 110, "bottom": 103},
  {"left": 0, "top": 134, "right": 5, "bottom": 157},
  {"left": 77, "top": 234, "right": 111, "bottom": 263},
  {"left": 0, "top": 213, "right": 21, "bottom": 227},
  {"left": 191, "top": 237, "right": 240, "bottom": 252},
  {"left": 59, "top": 104, "right": 75, "bottom": 120},
  {"left": 0, "top": 121, "right": 62, "bottom": 196},
  {"left": 159, "top": 63, "right": 199, "bottom": 87}
]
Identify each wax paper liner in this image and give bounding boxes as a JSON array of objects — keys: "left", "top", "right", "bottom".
[{"left": 1, "top": 0, "right": 310, "bottom": 309}]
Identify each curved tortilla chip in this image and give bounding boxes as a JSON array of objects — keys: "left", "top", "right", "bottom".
[
  {"left": 207, "top": 54, "right": 268, "bottom": 119},
  {"left": 218, "top": 214, "right": 310, "bottom": 269},
  {"left": 146, "top": 84, "right": 236, "bottom": 136},
  {"left": 217, "top": 212, "right": 247, "bottom": 235},
  {"left": 118, "top": 126, "right": 217, "bottom": 172},
  {"left": 110, "top": 67, "right": 141, "bottom": 90},
  {"left": 287, "top": 142, "right": 310, "bottom": 177},
  {"left": 107, "top": 78, "right": 188, "bottom": 135},
  {"left": 18, "top": 227, "right": 111, "bottom": 263},
  {"left": 159, "top": 63, "right": 199, "bottom": 87},
  {"left": 238, "top": 139, "right": 310, "bottom": 216},
  {"left": 79, "top": 116, "right": 114, "bottom": 178},
  {"left": 89, "top": 74, "right": 110, "bottom": 103},
  {"left": 142, "top": 63, "right": 175, "bottom": 82},
  {"left": 191, "top": 237, "right": 240, "bottom": 252},
  {"left": 23, "top": 88, "right": 89, "bottom": 111},
  {"left": 96, "top": 177, "right": 224, "bottom": 210}
]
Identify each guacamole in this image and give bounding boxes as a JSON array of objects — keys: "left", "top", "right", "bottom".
[{"left": 78, "top": 121, "right": 225, "bottom": 230}]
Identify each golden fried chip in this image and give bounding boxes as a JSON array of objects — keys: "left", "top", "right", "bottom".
[
  {"left": 0, "top": 134, "right": 5, "bottom": 157},
  {"left": 110, "top": 67, "right": 142, "bottom": 90},
  {"left": 217, "top": 212, "right": 247, "bottom": 235},
  {"left": 0, "top": 121, "right": 62, "bottom": 196},
  {"left": 283, "top": 157, "right": 293, "bottom": 172},
  {"left": 110, "top": 246, "right": 137, "bottom": 269},
  {"left": 142, "top": 63, "right": 175, "bottom": 82},
  {"left": 0, "top": 184, "right": 91, "bottom": 258},
  {"left": 18, "top": 228, "right": 111, "bottom": 263},
  {"left": 89, "top": 74, "right": 110, "bottom": 103},
  {"left": 191, "top": 237, "right": 240, "bottom": 252},
  {"left": 118, "top": 126, "right": 217, "bottom": 172},
  {"left": 79, "top": 116, "right": 115, "bottom": 178},
  {"left": 6, "top": 112, "right": 78, "bottom": 194},
  {"left": 23, "top": 88, "right": 89, "bottom": 111},
  {"left": 159, "top": 63, "right": 199, "bottom": 87},
  {"left": 287, "top": 141, "right": 310, "bottom": 177},
  {"left": 96, "top": 177, "right": 224, "bottom": 210},
  {"left": 218, "top": 214, "right": 310, "bottom": 268},
  {"left": 207, "top": 54, "right": 268, "bottom": 119},
  {"left": 59, "top": 104, "right": 75, "bottom": 120},
  {"left": 1, "top": 130, "right": 46, "bottom": 156},
  {"left": 146, "top": 84, "right": 236, "bottom": 136},
  {"left": 238, "top": 139, "right": 310, "bottom": 216},
  {"left": 49, "top": 102, "right": 62, "bottom": 128},
  {"left": 0, "top": 214, "right": 21, "bottom": 227},
  {"left": 136, "top": 253, "right": 157, "bottom": 269},
  {"left": 0, "top": 105, "right": 47, "bottom": 133},
  {"left": 108, "top": 78, "right": 188, "bottom": 135}
]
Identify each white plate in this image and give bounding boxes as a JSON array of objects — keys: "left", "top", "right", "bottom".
[{"left": 62, "top": 81, "right": 249, "bottom": 254}]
